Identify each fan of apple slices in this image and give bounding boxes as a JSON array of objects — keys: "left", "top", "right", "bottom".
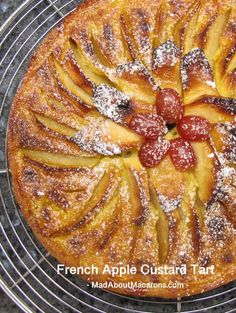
[{"left": 8, "top": 0, "right": 236, "bottom": 297}]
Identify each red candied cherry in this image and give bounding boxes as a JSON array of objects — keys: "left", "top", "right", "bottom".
[
  {"left": 169, "top": 138, "right": 196, "bottom": 171},
  {"left": 139, "top": 137, "right": 170, "bottom": 168},
  {"left": 129, "top": 113, "right": 166, "bottom": 139},
  {"left": 177, "top": 115, "right": 211, "bottom": 141},
  {"left": 156, "top": 88, "right": 184, "bottom": 124}
]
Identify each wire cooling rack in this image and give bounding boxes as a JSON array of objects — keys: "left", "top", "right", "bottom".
[{"left": 0, "top": 0, "right": 236, "bottom": 312}]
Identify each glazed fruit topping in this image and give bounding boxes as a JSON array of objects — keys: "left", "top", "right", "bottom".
[
  {"left": 156, "top": 88, "right": 184, "bottom": 124},
  {"left": 177, "top": 115, "right": 211, "bottom": 141},
  {"left": 139, "top": 137, "right": 170, "bottom": 168},
  {"left": 129, "top": 113, "right": 166, "bottom": 139},
  {"left": 169, "top": 138, "right": 196, "bottom": 171}
]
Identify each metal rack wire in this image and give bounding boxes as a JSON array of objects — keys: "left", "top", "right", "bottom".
[{"left": 0, "top": 1, "right": 235, "bottom": 312}]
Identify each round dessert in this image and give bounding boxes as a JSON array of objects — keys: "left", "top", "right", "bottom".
[{"left": 8, "top": 0, "right": 236, "bottom": 298}]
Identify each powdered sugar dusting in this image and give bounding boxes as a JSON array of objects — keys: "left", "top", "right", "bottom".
[
  {"left": 130, "top": 8, "right": 153, "bottom": 68},
  {"left": 117, "top": 60, "right": 158, "bottom": 91},
  {"left": 93, "top": 84, "right": 132, "bottom": 123},
  {"left": 212, "top": 123, "right": 236, "bottom": 164},
  {"left": 206, "top": 80, "right": 216, "bottom": 89},
  {"left": 181, "top": 48, "right": 214, "bottom": 89},
  {"left": 202, "top": 97, "right": 236, "bottom": 115},
  {"left": 205, "top": 202, "right": 235, "bottom": 247},
  {"left": 132, "top": 169, "right": 150, "bottom": 225},
  {"left": 158, "top": 193, "right": 182, "bottom": 213},
  {"left": 117, "top": 60, "right": 147, "bottom": 75},
  {"left": 74, "top": 118, "right": 122, "bottom": 156},
  {"left": 212, "top": 165, "right": 236, "bottom": 207},
  {"left": 153, "top": 40, "right": 181, "bottom": 69}
]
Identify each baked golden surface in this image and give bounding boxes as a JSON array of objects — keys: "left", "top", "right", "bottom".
[{"left": 8, "top": 0, "right": 236, "bottom": 297}]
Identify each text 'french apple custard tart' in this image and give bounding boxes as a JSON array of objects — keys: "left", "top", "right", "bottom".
[{"left": 8, "top": 0, "right": 236, "bottom": 298}]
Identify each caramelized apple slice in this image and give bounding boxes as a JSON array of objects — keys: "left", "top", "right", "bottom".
[
  {"left": 164, "top": 172, "right": 200, "bottom": 265},
  {"left": 181, "top": 48, "right": 218, "bottom": 104},
  {"left": 152, "top": 40, "right": 182, "bottom": 93},
  {"left": 188, "top": 0, "right": 227, "bottom": 54},
  {"left": 130, "top": 204, "right": 160, "bottom": 268},
  {"left": 30, "top": 91, "right": 89, "bottom": 127},
  {"left": 53, "top": 58, "right": 94, "bottom": 106},
  {"left": 70, "top": 38, "right": 113, "bottom": 86},
  {"left": 102, "top": 120, "right": 141, "bottom": 148},
  {"left": 123, "top": 154, "right": 162, "bottom": 268},
  {"left": 154, "top": 0, "right": 195, "bottom": 47},
  {"left": 38, "top": 91, "right": 88, "bottom": 118},
  {"left": 65, "top": 166, "right": 120, "bottom": 230},
  {"left": 13, "top": 112, "right": 93, "bottom": 157},
  {"left": 212, "top": 166, "right": 236, "bottom": 227},
  {"left": 35, "top": 62, "right": 90, "bottom": 116},
  {"left": 191, "top": 141, "right": 218, "bottom": 204},
  {"left": 45, "top": 95, "right": 68, "bottom": 112},
  {"left": 63, "top": 49, "right": 94, "bottom": 95},
  {"left": 97, "top": 156, "right": 146, "bottom": 265},
  {"left": 21, "top": 149, "right": 100, "bottom": 168},
  {"left": 94, "top": 18, "right": 133, "bottom": 66},
  {"left": 148, "top": 155, "right": 192, "bottom": 263},
  {"left": 214, "top": 7, "right": 236, "bottom": 98},
  {"left": 52, "top": 39, "right": 93, "bottom": 97},
  {"left": 28, "top": 162, "right": 106, "bottom": 236},
  {"left": 193, "top": 7, "right": 230, "bottom": 66},
  {"left": 74, "top": 16, "right": 158, "bottom": 107},
  {"left": 87, "top": 193, "right": 121, "bottom": 250},
  {"left": 210, "top": 125, "right": 225, "bottom": 153},
  {"left": 122, "top": 151, "right": 143, "bottom": 170},
  {"left": 148, "top": 155, "right": 186, "bottom": 204},
  {"left": 184, "top": 98, "right": 235, "bottom": 123},
  {"left": 72, "top": 35, "right": 157, "bottom": 107},
  {"left": 95, "top": 154, "right": 156, "bottom": 267},
  {"left": 199, "top": 201, "right": 235, "bottom": 267},
  {"left": 150, "top": 188, "right": 169, "bottom": 264},
  {"left": 122, "top": 153, "right": 160, "bottom": 265},
  {"left": 74, "top": 117, "right": 141, "bottom": 156},
  {"left": 35, "top": 114, "right": 78, "bottom": 137},
  {"left": 123, "top": 153, "right": 149, "bottom": 224},
  {"left": 90, "top": 21, "right": 134, "bottom": 69},
  {"left": 121, "top": 2, "right": 159, "bottom": 69},
  {"left": 90, "top": 28, "right": 114, "bottom": 68},
  {"left": 35, "top": 159, "right": 122, "bottom": 237},
  {"left": 173, "top": 0, "right": 199, "bottom": 53},
  {"left": 210, "top": 123, "right": 236, "bottom": 164},
  {"left": 150, "top": 171, "right": 192, "bottom": 266},
  {"left": 127, "top": 168, "right": 149, "bottom": 227},
  {"left": 86, "top": 5, "right": 134, "bottom": 67},
  {"left": 116, "top": 61, "right": 158, "bottom": 105}
]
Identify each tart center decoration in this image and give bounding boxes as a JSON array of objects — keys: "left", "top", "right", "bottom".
[
  {"left": 92, "top": 83, "right": 212, "bottom": 169},
  {"left": 8, "top": 0, "right": 236, "bottom": 299},
  {"left": 77, "top": 79, "right": 215, "bottom": 170}
]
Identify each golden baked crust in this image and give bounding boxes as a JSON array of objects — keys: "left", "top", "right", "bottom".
[{"left": 8, "top": 0, "right": 236, "bottom": 298}]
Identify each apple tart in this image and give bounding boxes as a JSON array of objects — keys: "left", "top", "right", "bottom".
[{"left": 8, "top": 0, "right": 236, "bottom": 298}]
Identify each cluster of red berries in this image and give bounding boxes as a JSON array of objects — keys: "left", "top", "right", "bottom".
[{"left": 129, "top": 88, "right": 211, "bottom": 171}]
